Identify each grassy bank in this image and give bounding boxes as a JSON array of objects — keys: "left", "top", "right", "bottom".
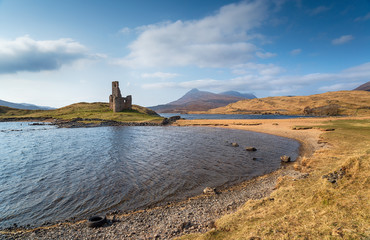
[
  {"left": 0, "top": 102, "right": 163, "bottom": 123},
  {"left": 179, "top": 118, "right": 370, "bottom": 239}
]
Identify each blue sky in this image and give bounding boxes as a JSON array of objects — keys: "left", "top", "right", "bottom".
[{"left": 0, "top": 0, "right": 369, "bottom": 107}]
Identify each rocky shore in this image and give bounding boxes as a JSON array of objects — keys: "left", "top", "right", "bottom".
[
  {"left": 52, "top": 118, "right": 163, "bottom": 128},
  {"left": 0, "top": 167, "right": 309, "bottom": 240},
  {"left": 0, "top": 118, "right": 323, "bottom": 240},
  {"left": 0, "top": 116, "right": 181, "bottom": 128}
]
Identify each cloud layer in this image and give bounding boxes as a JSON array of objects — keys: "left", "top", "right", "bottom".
[
  {"left": 141, "top": 72, "right": 179, "bottom": 79},
  {"left": 142, "top": 62, "right": 370, "bottom": 94},
  {"left": 0, "top": 36, "right": 88, "bottom": 74},
  {"left": 118, "top": 0, "right": 269, "bottom": 68}
]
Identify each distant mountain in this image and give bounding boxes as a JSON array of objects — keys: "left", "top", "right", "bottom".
[
  {"left": 353, "top": 81, "right": 370, "bottom": 91},
  {"left": 220, "top": 91, "right": 256, "bottom": 99},
  {"left": 149, "top": 88, "right": 256, "bottom": 113},
  {"left": 0, "top": 99, "right": 55, "bottom": 110}
]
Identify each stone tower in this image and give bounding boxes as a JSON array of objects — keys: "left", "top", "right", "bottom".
[{"left": 109, "top": 81, "right": 132, "bottom": 112}]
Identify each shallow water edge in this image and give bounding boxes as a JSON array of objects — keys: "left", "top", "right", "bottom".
[{"left": 0, "top": 122, "right": 300, "bottom": 231}]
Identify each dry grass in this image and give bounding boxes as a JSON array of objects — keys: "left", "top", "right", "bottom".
[
  {"left": 195, "top": 91, "right": 370, "bottom": 116},
  {"left": 179, "top": 118, "right": 370, "bottom": 240}
]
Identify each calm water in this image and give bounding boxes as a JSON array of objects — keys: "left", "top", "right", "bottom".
[
  {"left": 0, "top": 122, "right": 299, "bottom": 229},
  {"left": 159, "top": 113, "right": 309, "bottom": 120}
]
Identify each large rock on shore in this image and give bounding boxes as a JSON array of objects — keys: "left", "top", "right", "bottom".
[
  {"left": 280, "top": 155, "right": 291, "bottom": 162},
  {"left": 203, "top": 187, "right": 216, "bottom": 194},
  {"left": 162, "top": 116, "right": 181, "bottom": 125}
]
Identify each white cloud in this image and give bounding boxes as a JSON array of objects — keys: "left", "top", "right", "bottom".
[
  {"left": 141, "top": 72, "right": 179, "bottom": 79},
  {"left": 290, "top": 48, "right": 302, "bottom": 55},
  {"left": 256, "top": 51, "right": 277, "bottom": 59},
  {"left": 318, "top": 82, "right": 361, "bottom": 92},
  {"left": 0, "top": 36, "right": 88, "bottom": 74},
  {"left": 332, "top": 35, "right": 354, "bottom": 45},
  {"left": 232, "top": 62, "right": 284, "bottom": 76},
  {"left": 354, "top": 12, "right": 370, "bottom": 22},
  {"left": 117, "top": 0, "right": 269, "bottom": 68},
  {"left": 141, "top": 62, "right": 370, "bottom": 94},
  {"left": 341, "top": 62, "right": 370, "bottom": 78}
]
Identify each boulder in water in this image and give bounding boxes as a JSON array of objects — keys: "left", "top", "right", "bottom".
[{"left": 246, "top": 147, "right": 257, "bottom": 151}]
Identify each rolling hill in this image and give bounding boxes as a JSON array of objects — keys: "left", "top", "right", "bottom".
[
  {"left": 194, "top": 91, "right": 370, "bottom": 116},
  {"left": 149, "top": 88, "right": 256, "bottom": 113},
  {"left": 0, "top": 99, "right": 55, "bottom": 110}
]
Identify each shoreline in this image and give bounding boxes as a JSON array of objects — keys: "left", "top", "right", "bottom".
[
  {"left": 0, "top": 117, "right": 338, "bottom": 239},
  {"left": 0, "top": 116, "right": 182, "bottom": 128},
  {"left": 175, "top": 117, "right": 326, "bottom": 160}
]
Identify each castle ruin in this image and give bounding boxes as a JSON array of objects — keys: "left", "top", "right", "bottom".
[{"left": 109, "top": 81, "right": 132, "bottom": 112}]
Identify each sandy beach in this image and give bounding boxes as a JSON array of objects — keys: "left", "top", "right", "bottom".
[{"left": 0, "top": 117, "right": 353, "bottom": 239}]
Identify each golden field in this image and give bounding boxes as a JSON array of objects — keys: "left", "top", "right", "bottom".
[
  {"left": 176, "top": 116, "right": 370, "bottom": 239},
  {"left": 193, "top": 91, "right": 370, "bottom": 116}
]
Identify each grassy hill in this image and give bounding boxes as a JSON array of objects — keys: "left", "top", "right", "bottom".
[
  {"left": 0, "top": 102, "right": 163, "bottom": 123},
  {"left": 195, "top": 91, "right": 370, "bottom": 116}
]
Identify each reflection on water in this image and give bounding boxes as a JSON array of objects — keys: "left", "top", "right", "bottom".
[{"left": 0, "top": 122, "right": 299, "bottom": 228}]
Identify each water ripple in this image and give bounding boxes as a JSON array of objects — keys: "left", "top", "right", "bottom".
[{"left": 0, "top": 122, "right": 299, "bottom": 229}]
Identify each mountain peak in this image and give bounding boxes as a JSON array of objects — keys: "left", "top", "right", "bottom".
[
  {"left": 188, "top": 88, "right": 200, "bottom": 94},
  {"left": 149, "top": 89, "right": 249, "bottom": 113},
  {"left": 220, "top": 91, "right": 256, "bottom": 99}
]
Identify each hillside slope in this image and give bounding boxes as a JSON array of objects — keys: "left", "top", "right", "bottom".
[
  {"left": 198, "top": 91, "right": 370, "bottom": 116},
  {"left": 353, "top": 81, "right": 370, "bottom": 91}
]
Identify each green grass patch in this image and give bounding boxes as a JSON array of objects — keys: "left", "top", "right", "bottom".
[{"left": 0, "top": 102, "right": 163, "bottom": 123}]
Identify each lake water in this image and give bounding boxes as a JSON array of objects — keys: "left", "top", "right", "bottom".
[
  {"left": 159, "top": 113, "right": 308, "bottom": 120},
  {"left": 0, "top": 122, "right": 299, "bottom": 229}
]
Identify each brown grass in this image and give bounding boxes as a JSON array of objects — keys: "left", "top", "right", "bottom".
[
  {"left": 193, "top": 91, "right": 370, "bottom": 116},
  {"left": 177, "top": 117, "right": 370, "bottom": 239}
]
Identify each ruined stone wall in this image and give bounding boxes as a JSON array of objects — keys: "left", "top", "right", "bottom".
[
  {"left": 109, "top": 81, "right": 132, "bottom": 112},
  {"left": 112, "top": 81, "right": 122, "bottom": 98}
]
